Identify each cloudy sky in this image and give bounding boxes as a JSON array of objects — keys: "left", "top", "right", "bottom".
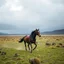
[{"left": 0, "top": 0, "right": 64, "bottom": 34}]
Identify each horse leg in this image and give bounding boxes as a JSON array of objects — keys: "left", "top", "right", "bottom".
[
  {"left": 30, "top": 43, "right": 32, "bottom": 53},
  {"left": 33, "top": 43, "right": 37, "bottom": 50},
  {"left": 24, "top": 42, "right": 27, "bottom": 51},
  {"left": 28, "top": 43, "right": 30, "bottom": 51}
]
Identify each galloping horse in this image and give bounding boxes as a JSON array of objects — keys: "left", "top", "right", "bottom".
[{"left": 19, "top": 29, "right": 41, "bottom": 53}]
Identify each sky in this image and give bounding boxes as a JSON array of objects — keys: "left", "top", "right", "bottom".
[{"left": 0, "top": 0, "right": 64, "bottom": 34}]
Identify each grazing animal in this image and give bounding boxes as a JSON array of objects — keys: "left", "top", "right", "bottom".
[{"left": 19, "top": 29, "right": 41, "bottom": 53}]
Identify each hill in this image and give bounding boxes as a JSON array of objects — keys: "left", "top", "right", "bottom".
[
  {"left": 41, "top": 29, "right": 64, "bottom": 35},
  {"left": 0, "top": 32, "right": 8, "bottom": 35}
]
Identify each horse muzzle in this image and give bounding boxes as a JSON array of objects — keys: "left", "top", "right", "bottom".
[{"left": 39, "top": 35, "right": 41, "bottom": 37}]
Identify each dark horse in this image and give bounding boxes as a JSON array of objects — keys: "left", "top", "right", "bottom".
[{"left": 19, "top": 29, "right": 41, "bottom": 53}]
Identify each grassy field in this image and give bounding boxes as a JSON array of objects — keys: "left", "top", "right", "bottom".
[{"left": 0, "top": 35, "right": 64, "bottom": 64}]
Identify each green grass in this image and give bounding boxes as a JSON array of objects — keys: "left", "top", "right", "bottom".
[{"left": 0, "top": 36, "right": 64, "bottom": 64}]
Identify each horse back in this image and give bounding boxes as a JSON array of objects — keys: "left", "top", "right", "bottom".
[
  {"left": 24, "top": 35, "right": 36, "bottom": 43},
  {"left": 24, "top": 35, "right": 30, "bottom": 42}
]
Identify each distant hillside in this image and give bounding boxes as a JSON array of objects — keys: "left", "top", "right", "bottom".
[
  {"left": 41, "top": 29, "right": 64, "bottom": 35},
  {"left": 0, "top": 32, "right": 8, "bottom": 35}
]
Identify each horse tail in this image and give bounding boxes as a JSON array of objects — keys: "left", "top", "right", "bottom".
[{"left": 19, "top": 36, "right": 26, "bottom": 43}]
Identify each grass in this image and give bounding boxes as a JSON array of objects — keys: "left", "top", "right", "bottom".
[{"left": 0, "top": 35, "right": 64, "bottom": 64}]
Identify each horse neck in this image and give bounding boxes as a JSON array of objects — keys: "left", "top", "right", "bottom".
[
  {"left": 33, "top": 33, "right": 36, "bottom": 39},
  {"left": 30, "top": 31, "right": 36, "bottom": 39}
]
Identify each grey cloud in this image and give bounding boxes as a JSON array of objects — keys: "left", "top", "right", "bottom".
[{"left": 0, "top": 0, "right": 64, "bottom": 34}]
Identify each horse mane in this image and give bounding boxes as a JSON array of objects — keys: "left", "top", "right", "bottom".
[
  {"left": 30, "top": 30, "right": 36, "bottom": 42},
  {"left": 30, "top": 30, "right": 35, "bottom": 36}
]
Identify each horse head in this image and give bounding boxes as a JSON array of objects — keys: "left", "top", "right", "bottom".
[{"left": 35, "top": 29, "right": 41, "bottom": 37}]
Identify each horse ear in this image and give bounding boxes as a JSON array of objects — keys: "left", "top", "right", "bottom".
[
  {"left": 36, "top": 29, "right": 39, "bottom": 31},
  {"left": 37, "top": 29, "right": 39, "bottom": 31}
]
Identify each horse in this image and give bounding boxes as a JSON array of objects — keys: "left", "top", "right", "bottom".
[{"left": 19, "top": 29, "right": 41, "bottom": 53}]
